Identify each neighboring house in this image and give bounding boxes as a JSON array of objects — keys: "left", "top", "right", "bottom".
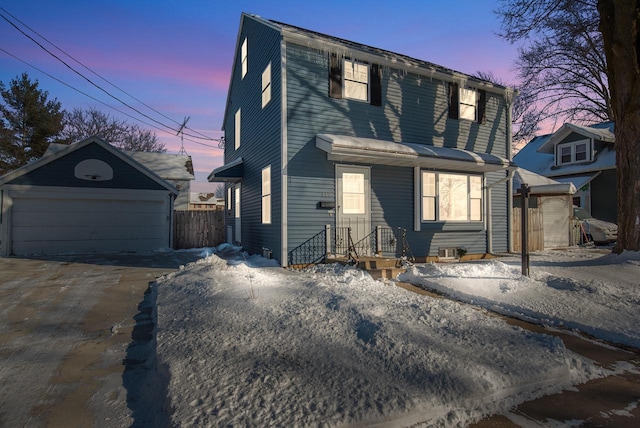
[
  {"left": 0, "top": 136, "right": 178, "bottom": 256},
  {"left": 514, "top": 122, "right": 617, "bottom": 224},
  {"left": 189, "top": 192, "right": 224, "bottom": 210},
  {"left": 44, "top": 143, "right": 195, "bottom": 210},
  {"left": 512, "top": 167, "right": 576, "bottom": 250},
  {"left": 209, "top": 13, "right": 516, "bottom": 266}
]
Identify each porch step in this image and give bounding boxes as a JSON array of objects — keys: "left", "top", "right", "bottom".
[
  {"left": 357, "top": 257, "right": 401, "bottom": 270},
  {"left": 367, "top": 267, "right": 407, "bottom": 280}
]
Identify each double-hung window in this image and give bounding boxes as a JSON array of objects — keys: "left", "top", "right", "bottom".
[
  {"left": 261, "top": 165, "right": 271, "bottom": 224},
  {"left": 449, "top": 82, "right": 486, "bottom": 124},
  {"left": 234, "top": 108, "right": 241, "bottom": 150},
  {"left": 343, "top": 59, "right": 369, "bottom": 102},
  {"left": 556, "top": 140, "right": 590, "bottom": 165},
  {"left": 421, "top": 171, "right": 483, "bottom": 222},
  {"left": 241, "top": 38, "right": 248, "bottom": 78},
  {"left": 262, "top": 62, "right": 271, "bottom": 108}
]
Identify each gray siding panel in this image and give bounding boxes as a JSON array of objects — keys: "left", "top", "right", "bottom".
[
  {"left": 590, "top": 169, "right": 617, "bottom": 224},
  {"left": 285, "top": 42, "right": 510, "bottom": 258},
  {"left": 224, "top": 17, "right": 282, "bottom": 261}
]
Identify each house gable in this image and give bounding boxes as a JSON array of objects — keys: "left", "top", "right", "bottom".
[{"left": 0, "top": 138, "right": 176, "bottom": 193}]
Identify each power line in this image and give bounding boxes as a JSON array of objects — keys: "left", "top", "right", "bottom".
[
  {"left": 0, "top": 7, "right": 219, "bottom": 143},
  {"left": 0, "top": 5, "right": 214, "bottom": 142},
  {"left": 0, "top": 47, "right": 222, "bottom": 150}
]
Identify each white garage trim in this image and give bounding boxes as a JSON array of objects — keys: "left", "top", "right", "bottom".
[{"left": 1, "top": 186, "right": 174, "bottom": 256}]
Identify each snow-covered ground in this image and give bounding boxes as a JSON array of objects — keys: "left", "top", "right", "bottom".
[{"left": 154, "top": 245, "right": 639, "bottom": 427}]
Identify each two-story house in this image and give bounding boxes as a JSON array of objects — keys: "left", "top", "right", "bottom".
[
  {"left": 514, "top": 122, "right": 616, "bottom": 224},
  {"left": 209, "top": 13, "right": 516, "bottom": 267}
]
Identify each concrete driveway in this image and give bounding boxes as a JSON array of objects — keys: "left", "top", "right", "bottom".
[{"left": 0, "top": 251, "right": 203, "bottom": 428}]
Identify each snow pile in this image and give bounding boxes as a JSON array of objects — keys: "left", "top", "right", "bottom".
[
  {"left": 400, "top": 249, "right": 640, "bottom": 349},
  {"left": 155, "top": 246, "right": 610, "bottom": 427}
]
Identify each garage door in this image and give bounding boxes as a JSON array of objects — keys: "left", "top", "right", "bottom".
[{"left": 9, "top": 193, "right": 170, "bottom": 255}]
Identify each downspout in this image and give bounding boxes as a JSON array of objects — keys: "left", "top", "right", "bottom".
[
  {"left": 505, "top": 87, "right": 516, "bottom": 253},
  {"left": 486, "top": 166, "right": 516, "bottom": 254}
]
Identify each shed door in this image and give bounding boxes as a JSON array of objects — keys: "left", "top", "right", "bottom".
[
  {"left": 542, "top": 196, "right": 571, "bottom": 249},
  {"left": 336, "top": 165, "right": 371, "bottom": 255}
]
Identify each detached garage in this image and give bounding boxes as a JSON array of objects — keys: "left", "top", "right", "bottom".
[{"left": 0, "top": 137, "right": 177, "bottom": 256}]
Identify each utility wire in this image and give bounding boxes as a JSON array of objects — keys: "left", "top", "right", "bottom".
[
  {"left": 0, "top": 5, "right": 214, "bottom": 141},
  {"left": 0, "top": 8, "right": 218, "bottom": 143},
  {"left": 0, "top": 46, "right": 221, "bottom": 149}
]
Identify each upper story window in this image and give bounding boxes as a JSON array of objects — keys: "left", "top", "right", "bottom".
[
  {"left": 343, "top": 59, "right": 369, "bottom": 102},
  {"left": 234, "top": 108, "right": 241, "bottom": 150},
  {"left": 241, "top": 38, "right": 248, "bottom": 79},
  {"left": 556, "top": 139, "right": 591, "bottom": 165},
  {"left": 262, "top": 62, "right": 272, "bottom": 108},
  {"left": 329, "top": 54, "right": 382, "bottom": 106},
  {"left": 421, "top": 171, "right": 483, "bottom": 222},
  {"left": 449, "top": 83, "right": 486, "bottom": 124}
]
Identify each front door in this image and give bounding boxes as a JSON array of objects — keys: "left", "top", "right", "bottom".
[{"left": 336, "top": 165, "right": 371, "bottom": 256}]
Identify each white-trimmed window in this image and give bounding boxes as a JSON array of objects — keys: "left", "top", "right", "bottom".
[
  {"left": 556, "top": 140, "right": 591, "bottom": 165},
  {"left": 241, "top": 38, "right": 248, "bottom": 78},
  {"left": 227, "top": 187, "right": 232, "bottom": 211},
  {"left": 459, "top": 88, "right": 478, "bottom": 121},
  {"left": 449, "top": 82, "right": 486, "bottom": 124},
  {"left": 262, "top": 165, "right": 271, "bottom": 224},
  {"left": 262, "top": 62, "right": 271, "bottom": 108},
  {"left": 235, "top": 186, "right": 241, "bottom": 218},
  {"left": 421, "top": 171, "right": 483, "bottom": 222},
  {"left": 234, "top": 108, "right": 241, "bottom": 150},
  {"left": 343, "top": 59, "right": 369, "bottom": 101}
]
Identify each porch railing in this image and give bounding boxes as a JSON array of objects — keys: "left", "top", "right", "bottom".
[{"left": 288, "top": 225, "right": 412, "bottom": 268}]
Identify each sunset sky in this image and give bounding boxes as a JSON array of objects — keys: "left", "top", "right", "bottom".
[{"left": 0, "top": 1, "right": 520, "bottom": 191}]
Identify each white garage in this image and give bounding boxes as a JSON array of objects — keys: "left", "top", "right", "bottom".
[{"left": 0, "top": 137, "right": 177, "bottom": 256}]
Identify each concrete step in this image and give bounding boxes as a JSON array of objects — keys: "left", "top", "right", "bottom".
[{"left": 367, "top": 267, "right": 407, "bottom": 280}]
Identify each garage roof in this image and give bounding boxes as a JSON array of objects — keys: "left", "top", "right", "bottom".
[{"left": 0, "top": 136, "right": 178, "bottom": 193}]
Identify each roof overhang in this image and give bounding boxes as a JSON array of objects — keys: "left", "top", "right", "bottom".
[
  {"left": 316, "top": 134, "right": 514, "bottom": 173},
  {"left": 208, "top": 157, "right": 243, "bottom": 182},
  {"left": 554, "top": 172, "right": 601, "bottom": 192}
]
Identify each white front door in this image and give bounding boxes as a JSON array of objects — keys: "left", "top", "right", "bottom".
[{"left": 336, "top": 165, "right": 371, "bottom": 255}]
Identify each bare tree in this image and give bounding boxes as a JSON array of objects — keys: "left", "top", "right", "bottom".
[
  {"left": 496, "top": 0, "right": 640, "bottom": 252},
  {"left": 496, "top": 0, "right": 611, "bottom": 127},
  {"left": 475, "top": 71, "right": 544, "bottom": 150},
  {"left": 63, "top": 107, "right": 166, "bottom": 152}
]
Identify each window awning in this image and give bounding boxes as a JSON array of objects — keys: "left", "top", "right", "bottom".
[
  {"left": 554, "top": 172, "right": 601, "bottom": 192},
  {"left": 207, "top": 157, "right": 243, "bottom": 182},
  {"left": 316, "top": 134, "right": 514, "bottom": 173}
]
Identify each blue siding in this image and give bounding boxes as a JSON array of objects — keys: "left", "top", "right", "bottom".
[
  {"left": 285, "top": 42, "right": 510, "bottom": 258},
  {"left": 224, "top": 16, "right": 283, "bottom": 260},
  {"left": 7, "top": 143, "right": 166, "bottom": 190}
]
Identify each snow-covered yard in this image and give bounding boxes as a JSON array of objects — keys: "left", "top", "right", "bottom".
[{"left": 154, "top": 246, "right": 639, "bottom": 427}]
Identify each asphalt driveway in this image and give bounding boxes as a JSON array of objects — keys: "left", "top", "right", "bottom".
[{"left": 0, "top": 251, "right": 203, "bottom": 428}]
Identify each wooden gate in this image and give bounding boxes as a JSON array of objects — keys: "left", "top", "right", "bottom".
[
  {"left": 173, "top": 210, "right": 225, "bottom": 249},
  {"left": 513, "top": 197, "right": 544, "bottom": 252}
]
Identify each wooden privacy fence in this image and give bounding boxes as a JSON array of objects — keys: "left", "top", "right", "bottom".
[
  {"left": 174, "top": 210, "right": 225, "bottom": 249},
  {"left": 513, "top": 201, "right": 544, "bottom": 252}
]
